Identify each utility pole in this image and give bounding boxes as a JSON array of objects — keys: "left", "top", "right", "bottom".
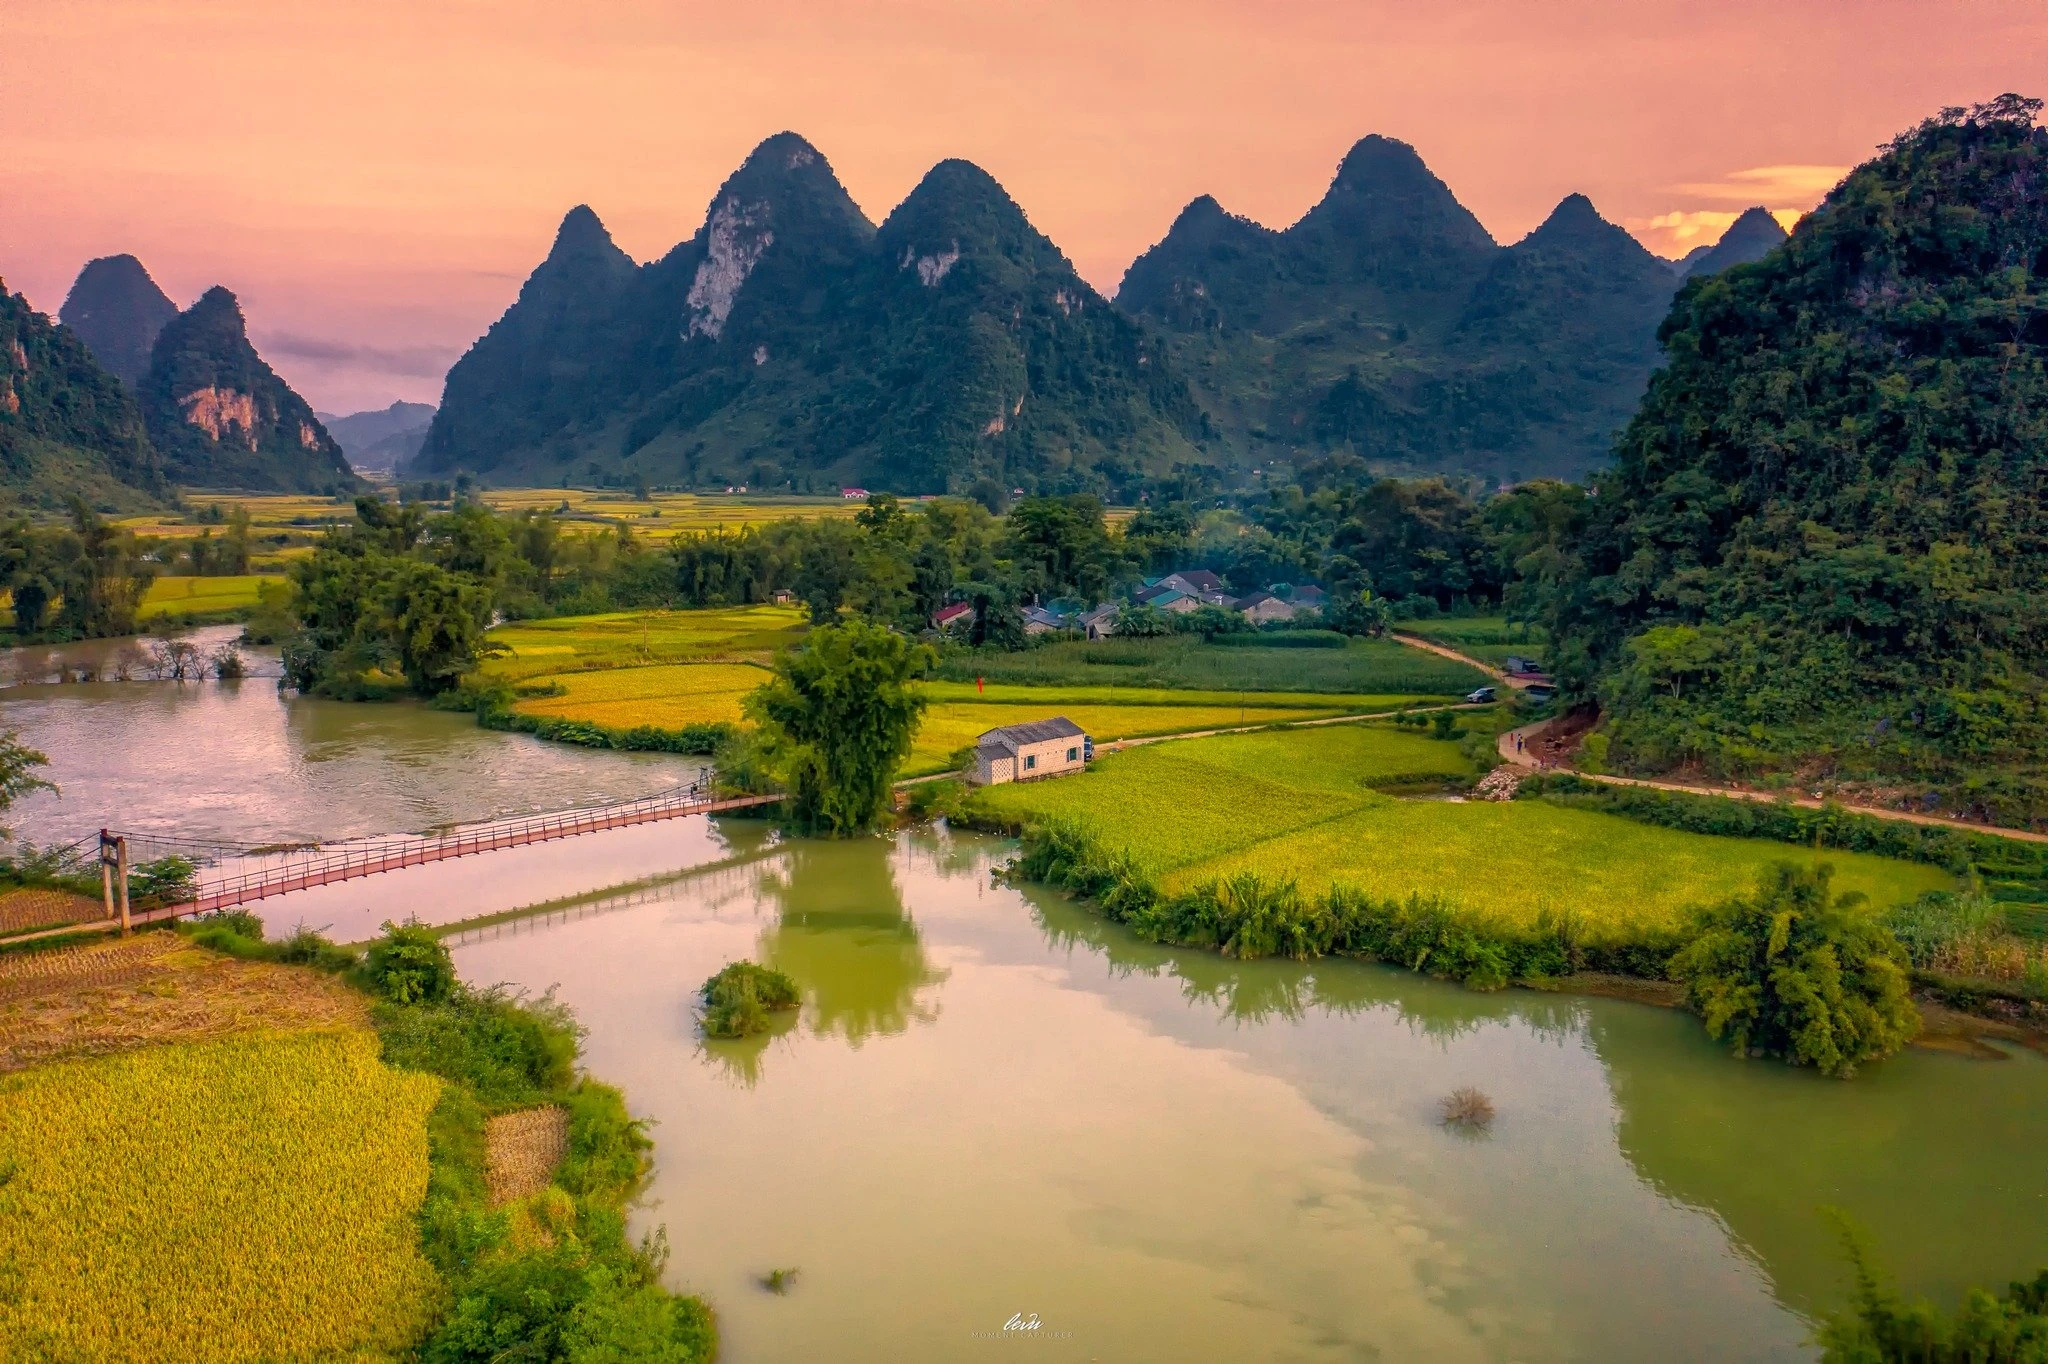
[
  {"left": 99, "top": 829, "right": 115, "bottom": 921},
  {"left": 115, "top": 836, "right": 131, "bottom": 935}
]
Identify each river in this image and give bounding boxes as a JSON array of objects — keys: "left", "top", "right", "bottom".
[{"left": 5, "top": 667, "right": 2046, "bottom": 1360}]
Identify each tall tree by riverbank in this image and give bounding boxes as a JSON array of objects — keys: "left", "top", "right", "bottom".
[{"left": 742, "top": 621, "right": 934, "bottom": 835}]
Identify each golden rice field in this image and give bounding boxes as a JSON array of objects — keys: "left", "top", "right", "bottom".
[
  {"left": 505, "top": 650, "right": 1419, "bottom": 773},
  {"left": 116, "top": 494, "right": 356, "bottom": 540},
  {"left": 514, "top": 661, "right": 774, "bottom": 729},
  {"left": 485, "top": 604, "right": 810, "bottom": 680},
  {"left": 0, "top": 1028, "right": 441, "bottom": 1363},
  {"left": 479, "top": 488, "right": 862, "bottom": 538},
  {"left": 974, "top": 727, "right": 1953, "bottom": 940},
  {"left": 135, "top": 574, "right": 283, "bottom": 620}
]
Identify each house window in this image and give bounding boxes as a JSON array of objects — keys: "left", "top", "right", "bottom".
[
  {"left": 1066, "top": 747, "right": 1078, "bottom": 761},
  {"left": 1024, "top": 754, "right": 1037, "bottom": 771}
]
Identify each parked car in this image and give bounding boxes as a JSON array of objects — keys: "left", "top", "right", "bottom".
[{"left": 1465, "top": 686, "right": 1497, "bottom": 703}]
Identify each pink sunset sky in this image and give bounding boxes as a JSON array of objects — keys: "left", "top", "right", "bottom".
[{"left": 5, "top": 0, "right": 2044, "bottom": 413}]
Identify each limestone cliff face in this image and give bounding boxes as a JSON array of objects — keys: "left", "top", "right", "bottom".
[
  {"left": 139, "top": 287, "right": 357, "bottom": 492},
  {"left": 417, "top": 132, "right": 1205, "bottom": 496}
]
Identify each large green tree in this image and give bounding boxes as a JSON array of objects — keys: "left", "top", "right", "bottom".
[
  {"left": 743, "top": 622, "right": 934, "bottom": 835},
  {"left": 1667, "top": 863, "right": 1918, "bottom": 1077}
]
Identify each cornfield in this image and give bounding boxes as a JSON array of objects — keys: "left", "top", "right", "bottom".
[{"left": 0, "top": 1028, "right": 442, "bottom": 1362}]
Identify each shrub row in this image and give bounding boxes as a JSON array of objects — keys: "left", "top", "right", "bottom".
[
  {"left": 1012, "top": 816, "right": 1677, "bottom": 989},
  {"left": 1209, "top": 630, "right": 1350, "bottom": 650},
  {"left": 480, "top": 707, "right": 734, "bottom": 756}
]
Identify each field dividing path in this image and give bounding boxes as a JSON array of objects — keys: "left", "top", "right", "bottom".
[
  {"left": 1387, "top": 631, "right": 1526, "bottom": 687},
  {"left": 1495, "top": 722, "right": 2048, "bottom": 845}
]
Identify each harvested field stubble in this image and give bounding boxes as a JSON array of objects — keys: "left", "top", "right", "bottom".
[
  {"left": 0, "top": 934, "right": 367, "bottom": 1070},
  {"left": 0, "top": 887, "right": 103, "bottom": 936},
  {"left": 486, "top": 1105, "right": 571, "bottom": 1206}
]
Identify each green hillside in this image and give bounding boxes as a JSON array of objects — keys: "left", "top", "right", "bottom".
[
  {"left": 1548, "top": 95, "right": 2048, "bottom": 827},
  {"left": 1117, "top": 138, "right": 1696, "bottom": 482},
  {"left": 417, "top": 134, "right": 1207, "bottom": 498},
  {"left": 0, "top": 280, "right": 166, "bottom": 510}
]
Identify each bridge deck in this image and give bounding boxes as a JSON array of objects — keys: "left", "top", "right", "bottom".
[{"left": 10, "top": 788, "right": 784, "bottom": 944}]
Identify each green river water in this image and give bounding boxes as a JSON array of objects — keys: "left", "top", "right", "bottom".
[{"left": 4, "top": 669, "right": 2045, "bottom": 1360}]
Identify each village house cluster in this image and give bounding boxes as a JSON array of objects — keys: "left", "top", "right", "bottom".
[{"left": 931, "top": 571, "right": 1330, "bottom": 639}]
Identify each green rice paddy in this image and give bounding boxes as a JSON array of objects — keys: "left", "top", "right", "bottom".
[{"left": 974, "top": 727, "right": 1952, "bottom": 941}]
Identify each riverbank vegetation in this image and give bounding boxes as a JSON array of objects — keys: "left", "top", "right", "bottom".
[
  {"left": 741, "top": 621, "right": 933, "bottom": 834},
  {"left": 1822, "top": 1226, "right": 2048, "bottom": 1362},
  {"left": 969, "top": 725, "right": 1967, "bottom": 1066}
]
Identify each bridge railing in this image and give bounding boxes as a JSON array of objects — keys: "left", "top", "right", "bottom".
[{"left": 180, "top": 780, "right": 742, "bottom": 912}]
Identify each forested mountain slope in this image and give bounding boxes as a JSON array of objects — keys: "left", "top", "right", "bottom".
[
  {"left": 416, "top": 134, "right": 1206, "bottom": 497},
  {"left": 1548, "top": 95, "right": 2048, "bottom": 826},
  {"left": 1118, "top": 138, "right": 1746, "bottom": 481},
  {"left": 140, "top": 287, "right": 359, "bottom": 493},
  {"left": 59, "top": 255, "right": 179, "bottom": 390},
  {"left": 0, "top": 279, "right": 166, "bottom": 509}
]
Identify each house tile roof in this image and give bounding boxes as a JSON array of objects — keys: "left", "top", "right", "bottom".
[
  {"left": 1163, "top": 570, "right": 1225, "bottom": 593},
  {"left": 976, "top": 716, "right": 1086, "bottom": 753},
  {"left": 932, "top": 602, "right": 973, "bottom": 626}
]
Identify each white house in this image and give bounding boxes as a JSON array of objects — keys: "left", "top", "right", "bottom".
[{"left": 971, "top": 717, "right": 1089, "bottom": 785}]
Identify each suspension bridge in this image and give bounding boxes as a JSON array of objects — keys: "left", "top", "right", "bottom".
[{"left": 23, "top": 780, "right": 783, "bottom": 942}]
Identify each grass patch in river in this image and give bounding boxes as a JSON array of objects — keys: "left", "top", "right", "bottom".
[{"left": 700, "top": 959, "right": 801, "bottom": 1038}]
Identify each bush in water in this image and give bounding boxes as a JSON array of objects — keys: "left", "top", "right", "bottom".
[{"left": 700, "top": 960, "right": 801, "bottom": 1038}]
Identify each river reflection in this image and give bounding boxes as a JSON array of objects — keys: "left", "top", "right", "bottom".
[{"left": 443, "top": 827, "right": 2048, "bottom": 1363}]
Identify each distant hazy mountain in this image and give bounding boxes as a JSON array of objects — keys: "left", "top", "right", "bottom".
[
  {"left": 319, "top": 400, "right": 435, "bottom": 473},
  {"left": 1118, "top": 137, "right": 1714, "bottom": 480},
  {"left": 416, "top": 133, "right": 1204, "bottom": 496},
  {"left": 1679, "top": 206, "right": 1789, "bottom": 279},
  {"left": 140, "top": 287, "right": 360, "bottom": 492},
  {"left": 59, "top": 255, "right": 178, "bottom": 390},
  {"left": 0, "top": 277, "right": 166, "bottom": 508}
]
